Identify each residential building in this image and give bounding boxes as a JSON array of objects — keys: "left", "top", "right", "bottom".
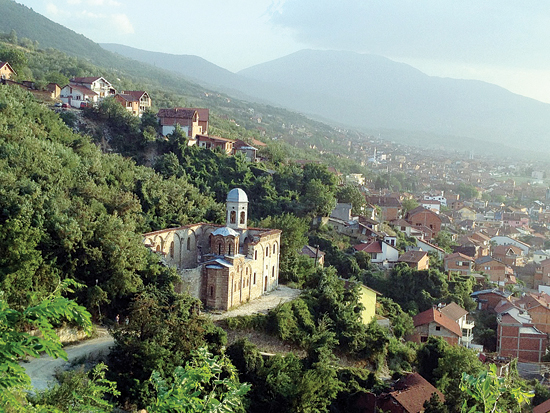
[
  {"left": 405, "top": 206, "right": 442, "bottom": 239},
  {"left": 471, "top": 289, "right": 513, "bottom": 312},
  {"left": 0, "top": 61, "right": 16, "bottom": 80},
  {"left": 475, "top": 256, "right": 515, "bottom": 286},
  {"left": 196, "top": 134, "right": 235, "bottom": 155},
  {"left": 439, "top": 302, "right": 475, "bottom": 347},
  {"left": 409, "top": 307, "right": 462, "bottom": 345},
  {"left": 142, "top": 189, "right": 281, "bottom": 310},
  {"left": 444, "top": 252, "right": 474, "bottom": 275},
  {"left": 69, "top": 76, "right": 115, "bottom": 98},
  {"left": 157, "top": 108, "right": 201, "bottom": 137},
  {"left": 115, "top": 90, "right": 151, "bottom": 116},
  {"left": 366, "top": 195, "right": 402, "bottom": 221},
  {"left": 299, "top": 245, "right": 325, "bottom": 267},
  {"left": 353, "top": 240, "right": 399, "bottom": 265},
  {"left": 497, "top": 311, "right": 547, "bottom": 363},
  {"left": 492, "top": 245, "right": 525, "bottom": 267},
  {"left": 397, "top": 250, "right": 429, "bottom": 270}
]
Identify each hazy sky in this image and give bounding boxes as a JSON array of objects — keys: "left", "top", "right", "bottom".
[{"left": 15, "top": 0, "right": 550, "bottom": 103}]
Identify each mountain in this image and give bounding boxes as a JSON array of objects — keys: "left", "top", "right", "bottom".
[
  {"left": 100, "top": 43, "right": 550, "bottom": 155},
  {"left": 238, "top": 50, "right": 550, "bottom": 153}
]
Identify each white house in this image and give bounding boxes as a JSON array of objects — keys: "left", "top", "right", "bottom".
[
  {"left": 60, "top": 84, "right": 98, "bottom": 108},
  {"left": 491, "top": 236, "right": 530, "bottom": 255}
]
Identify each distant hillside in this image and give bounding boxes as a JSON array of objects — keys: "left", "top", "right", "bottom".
[{"left": 239, "top": 50, "right": 550, "bottom": 153}]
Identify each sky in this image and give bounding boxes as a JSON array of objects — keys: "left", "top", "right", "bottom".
[{"left": 15, "top": 0, "right": 550, "bottom": 103}]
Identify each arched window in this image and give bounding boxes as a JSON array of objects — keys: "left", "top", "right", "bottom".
[
  {"left": 187, "top": 237, "right": 191, "bottom": 251},
  {"left": 228, "top": 243, "right": 232, "bottom": 256},
  {"left": 273, "top": 243, "right": 277, "bottom": 255},
  {"left": 210, "top": 286, "right": 214, "bottom": 297},
  {"left": 254, "top": 250, "right": 258, "bottom": 260},
  {"left": 240, "top": 211, "right": 246, "bottom": 224},
  {"left": 218, "top": 243, "right": 222, "bottom": 255},
  {"left": 230, "top": 210, "right": 236, "bottom": 224},
  {"left": 156, "top": 245, "right": 161, "bottom": 252},
  {"left": 253, "top": 272, "right": 256, "bottom": 285},
  {"left": 272, "top": 266, "right": 275, "bottom": 278},
  {"left": 169, "top": 241, "right": 174, "bottom": 258},
  {"left": 266, "top": 246, "right": 269, "bottom": 257}
]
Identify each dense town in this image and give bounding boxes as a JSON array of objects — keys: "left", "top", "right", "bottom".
[{"left": 4, "top": 36, "right": 550, "bottom": 412}]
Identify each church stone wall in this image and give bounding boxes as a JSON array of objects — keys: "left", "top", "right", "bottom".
[{"left": 175, "top": 266, "right": 203, "bottom": 298}]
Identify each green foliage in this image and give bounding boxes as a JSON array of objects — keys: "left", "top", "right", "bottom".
[
  {"left": 432, "top": 231, "right": 457, "bottom": 253},
  {"left": 29, "top": 363, "right": 119, "bottom": 412},
  {"left": 336, "top": 184, "right": 365, "bottom": 215},
  {"left": 460, "top": 364, "right": 533, "bottom": 413},
  {"left": 376, "top": 297, "right": 414, "bottom": 339},
  {"left": 107, "top": 285, "right": 225, "bottom": 406},
  {"left": 259, "top": 213, "right": 309, "bottom": 283},
  {"left": 456, "top": 183, "right": 479, "bottom": 201},
  {"left": 147, "top": 347, "right": 250, "bottom": 413},
  {"left": 0, "top": 280, "right": 92, "bottom": 392}
]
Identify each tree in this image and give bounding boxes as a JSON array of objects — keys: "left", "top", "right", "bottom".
[
  {"left": 302, "top": 179, "right": 337, "bottom": 218},
  {"left": 336, "top": 185, "right": 365, "bottom": 215},
  {"left": 0, "top": 280, "right": 92, "bottom": 408},
  {"left": 147, "top": 348, "right": 250, "bottom": 413},
  {"left": 460, "top": 364, "right": 532, "bottom": 413},
  {"left": 401, "top": 198, "right": 419, "bottom": 215}
]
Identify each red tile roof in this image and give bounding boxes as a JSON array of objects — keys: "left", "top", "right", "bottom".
[
  {"left": 390, "top": 373, "right": 445, "bottom": 413},
  {"left": 158, "top": 108, "right": 197, "bottom": 119},
  {"left": 439, "top": 302, "right": 468, "bottom": 322},
  {"left": 398, "top": 250, "right": 428, "bottom": 264},
  {"left": 444, "top": 252, "right": 474, "bottom": 261},
  {"left": 121, "top": 90, "right": 148, "bottom": 100},
  {"left": 533, "top": 397, "right": 550, "bottom": 413},
  {"left": 413, "top": 307, "right": 462, "bottom": 337},
  {"left": 354, "top": 241, "right": 382, "bottom": 253}
]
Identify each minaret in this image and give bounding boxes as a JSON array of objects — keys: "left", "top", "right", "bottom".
[{"left": 226, "top": 188, "right": 248, "bottom": 230}]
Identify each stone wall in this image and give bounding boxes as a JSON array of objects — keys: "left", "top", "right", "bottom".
[{"left": 176, "top": 266, "right": 203, "bottom": 299}]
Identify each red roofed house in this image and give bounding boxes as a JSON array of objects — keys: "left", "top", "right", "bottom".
[
  {"left": 366, "top": 195, "right": 402, "bottom": 221},
  {"left": 405, "top": 206, "right": 442, "bottom": 240},
  {"left": 492, "top": 245, "right": 525, "bottom": 267},
  {"left": 444, "top": 252, "right": 474, "bottom": 275},
  {"left": 475, "top": 256, "right": 515, "bottom": 286},
  {"left": 440, "top": 302, "right": 475, "bottom": 347},
  {"left": 375, "top": 373, "right": 445, "bottom": 413},
  {"left": 115, "top": 91, "right": 151, "bottom": 116},
  {"left": 69, "top": 76, "right": 115, "bottom": 98},
  {"left": 60, "top": 84, "right": 98, "bottom": 108},
  {"left": 187, "top": 108, "right": 209, "bottom": 135},
  {"left": 233, "top": 139, "right": 259, "bottom": 162},
  {"left": 0, "top": 61, "right": 16, "bottom": 80},
  {"left": 196, "top": 134, "right": 235, "bottom": 155},
  {"left": 398, "top": 250, "right": 429, "bottom": 270},
  {"left": 158, "top": 108, "right": 201, "bottom": 137},
  {"left": 535, "top": 258, "right": 550, "bottom": 288},
  {"left": 409, "top": 307, "right": 462, "bottom": 345},
  {"left": 354, "top": 240, "right": 399, "bottom": 265},
  {"left": 516, "top": 292, "right": 550, "bottom": 335}
]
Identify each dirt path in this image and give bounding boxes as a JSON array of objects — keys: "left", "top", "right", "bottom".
[
  {"left": 21, "top": 329, "right": 114, "bottom": 392},
  {"left": 207, "top": 285, "right": 301, "bottom": 321}
]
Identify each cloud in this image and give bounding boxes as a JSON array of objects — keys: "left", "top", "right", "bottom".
[
  {"left": 110, "top": 13, "right": 134, "bottom": 34},
  {"left": 270, "top": 0, "right": 550, "bottom": 69},
  {"left": 87, "top": 0, "right": 121, "bottom": 6},
  {"left": 66, "top": 0, "right": 81, "bottom": 4}
]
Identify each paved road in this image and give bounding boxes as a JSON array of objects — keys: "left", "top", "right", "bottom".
[
  {"left": 21, "top": 332, "right": 114, "bottom": 391},
  {"left": 208, "top": 285, "right": 301, "bottom": 321}
]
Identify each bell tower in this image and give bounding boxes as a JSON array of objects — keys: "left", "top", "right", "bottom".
[{"left": 226, "top": 188, "right": 248, "bottom": 230}]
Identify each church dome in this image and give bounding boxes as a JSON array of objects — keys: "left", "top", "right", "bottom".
[
  {"left": 227, "top": 188, "right": 248, "bottom": 203},
  {"left": 212, "top": 226, "right": 239, "bottom": 237}
]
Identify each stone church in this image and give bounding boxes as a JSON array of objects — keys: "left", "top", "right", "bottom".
[{"left": 143, "top": 189, "right": 281, "bottom": 310}]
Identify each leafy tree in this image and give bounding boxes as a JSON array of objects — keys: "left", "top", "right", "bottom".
[
  {"left": 456, "top": 183, "right": 479, "bottom": 201},
  {"left": 401, "top": 198, "right": 419, "bottom": 215},
  {"left": 147, "top": 348, "right": 250, "bottom": 413},
  {"left": 336, "top": 184, "right": 365, "bottom": 215},
  {"left": 0, "top": 280, "right": 92, "bottom": 409},
  {"left": 302, "top": 178, "right": 337, "bottom": 217},
  {"left": 433, "top": 231, "right": 457, "bottom": 253},
  {"left": 460, "top": 364, "right": 533, "bottom": 413}
]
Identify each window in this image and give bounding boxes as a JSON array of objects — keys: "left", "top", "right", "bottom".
[
  {"left": 169, "top": 241, "right": 174, "bottom": 258},
  {"left": 228, "top": 244, "right": 232, "bottom": 256},
  {"left": 210, "top": 286, "right": 214, "bottom": 297},
  {"left": 240, "top": 211, "right": 246, "bottom": 224},
  {"left": 272, "top": 266, "right": 275, "bottom": 278},
  {"left": 187, "top": 237, "right": 191, "bottom": 251},
  {"left": 255, "top": 250, "right": 258, "bottom": 260},
  {"left": 218, "top": 243, "right": 222, "bottom": 255},
  {"left": 253, "top": 272, "right": 256, "bottom": 285},
  {"left": 230, "top": 210, "right": 236, "bottom": 224},
  {"left": 435, "top": 326, "right": 441, "bottom": 331},
  {"left": 421, "top": 336, "right": 428, "bottom": 342},
  {"left": 266, "top": 246, "right": 269, "bottom": 257},
  {"left": 273, "top": 244, "right": 277, "bottom": 255}
]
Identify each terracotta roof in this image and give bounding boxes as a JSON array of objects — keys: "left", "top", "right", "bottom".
[
  {"left": 413, "top": 307, "right": 462, "bottom": 337},
  {"left": 116, "top": 93, "right": 139, "bottom": 102},
  {"left": 533, "top": 397, "right": 550, "bottom": 413},
  {"left": 354, "top": 241, "right": 382, "bottom": 253},
  {"left": 390, "top": 373, "right": 445, "bottom": 413},
  {"left": 250, "top": 137, "right": 267, "bottom": 147},
  {"left": 398, "top": 250, "right": 428, "bottom": 264},
  {"left": 158, "top": 108, "right": 197, "bottom": 119},
  {"left": 407, "top": 206, "right": 439, "bottom": 218},
  {"left": 439, "top": 302, "right": 468, "bottom": 322},
  {"left": 444, "top": 252, "right": 474, "bottom": 261},
  {"left": 196, "top": 134, "right": 235, "bottom": 143},
  {"left": 121, "top": 90, "right": 148, "bottom": 100},
  {"left": 187, "top": 107, "right": 209, "bottom": 121},
  {"left": 492, "top": 245, "right": 523, "bottom": 256},
  {"left": 65, "top": 84, "right": 98, "bottom": 96}
]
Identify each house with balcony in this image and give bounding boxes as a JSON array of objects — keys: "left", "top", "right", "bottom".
[
  {"left": 115, "top": 90, "right": 151, "bottom": 116},
  {"left": 409, "top": 307, "right": 462, "bottom": 345},
  {"left": 439, "top": 302, "right": 475, "bottom": 347}
]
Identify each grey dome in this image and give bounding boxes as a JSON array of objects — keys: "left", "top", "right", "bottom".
[
  {"left": 212, "top": 227, "right": 239, "bottom": 237},
  {"left": 227, "top": 188, "right": 248, "bottom": 203}
]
